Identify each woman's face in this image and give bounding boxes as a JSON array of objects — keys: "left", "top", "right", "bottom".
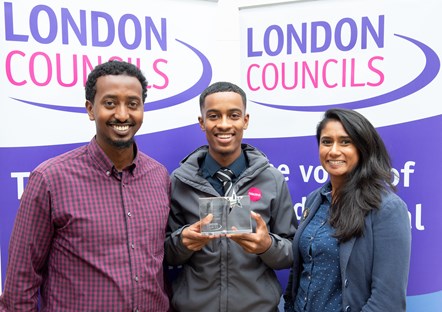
[{"left": 319, "top": 120, "right": 359, "bottom": 189}]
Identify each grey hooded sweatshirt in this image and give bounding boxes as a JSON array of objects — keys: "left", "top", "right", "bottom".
[{"left": 165, "top": 144, "right": 296, "bottom": 312}]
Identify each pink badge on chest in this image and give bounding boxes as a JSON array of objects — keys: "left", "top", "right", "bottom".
[{"left": 248, "top": 187, "right": 262, "bottom": 202}]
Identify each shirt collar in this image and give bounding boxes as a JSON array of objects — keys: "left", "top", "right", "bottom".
[
  {"left": 205, "top": 151, "right": 246, "bottom": 179},
  {"left": 320, "top": 181, "right": 333, "bottom": 203},
  {"left": 88, "top": 137, "right": 137, "bottom": 175}
]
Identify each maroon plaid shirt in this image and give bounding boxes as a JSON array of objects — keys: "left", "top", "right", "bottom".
[{"left": 0, "top": 138, "right": 170, "bottom": 311}]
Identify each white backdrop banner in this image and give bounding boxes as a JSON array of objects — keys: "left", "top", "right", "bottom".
[
  {"left": 0, "top": 0, "right": 217, "bottom": 296},
  {"left": 240, "top": 0, "right": 442, "bottom": 310}
]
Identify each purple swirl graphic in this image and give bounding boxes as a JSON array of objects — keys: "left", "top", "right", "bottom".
[
  {"left": 10, "top": 39, "right": 212, "bottom": 113},
  {"left": 143, "top": 39, "right": 212, "bottom": 111},
  {"left": 251, "top": 34, "right": 440, "bottom": 112}
]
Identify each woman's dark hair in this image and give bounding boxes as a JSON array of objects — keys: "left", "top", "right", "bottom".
[
  {"left": 85, "top": 60, "right": 148, "bottom": 103},
  {"left": 316, "top": 108, "right": 396, "bottom": 242}
]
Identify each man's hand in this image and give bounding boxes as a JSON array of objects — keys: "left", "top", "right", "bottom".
[
  {"left": 181, "top": 214, "right": 221, "bottom": 251},
  {"left": 227, "top": 211, "right": 272, "bottom": 254}
]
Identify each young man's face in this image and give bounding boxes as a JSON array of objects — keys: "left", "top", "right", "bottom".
[
  {"left": 198, "top": 91, "right": 249, "bottom": 167},
  {"left": 86, "top": 74, "right": 144, "bottom": 154}
]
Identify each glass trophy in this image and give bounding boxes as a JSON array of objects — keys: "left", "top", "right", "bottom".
[{"left": 199, "top": 194, "right": 252, "bottom": 235}]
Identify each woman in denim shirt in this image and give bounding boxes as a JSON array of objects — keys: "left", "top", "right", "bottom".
[{"left": 284, "top": 108, "right": 411, "bottom": 312}]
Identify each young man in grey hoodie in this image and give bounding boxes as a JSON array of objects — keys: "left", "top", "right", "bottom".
[{"left": 165, "top": 81, "right": 297, "bottom": 312}]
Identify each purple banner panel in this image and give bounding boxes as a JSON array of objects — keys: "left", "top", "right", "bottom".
[
  {"left": 2, "top": 114, "right": 441, "bottom": 305},
  {"left": 244, "top": 114, "right": 442, "bottom": 297}
]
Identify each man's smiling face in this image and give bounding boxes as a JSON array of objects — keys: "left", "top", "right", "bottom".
[{"left": 198, "top": 91, "right": 249, "bottom": 167}]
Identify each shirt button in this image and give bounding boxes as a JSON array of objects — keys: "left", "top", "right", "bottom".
[
  {"left": 106, "top": 171, "right": 111, "bottom": 176},
  {"left": 345, "top": 279, "right": 349, "bottom": 287},
  {"left": 127, "top": 212, "right": 132, "bottom": 217},
  {"left": 131, "top": 243, "right": 135, "bottom": 249},
  {"left": 134, "top": 275, "right": 139, "bottom": 282},
  {"left": 345, "top": 306, "right": 351, "bottom": 312}
]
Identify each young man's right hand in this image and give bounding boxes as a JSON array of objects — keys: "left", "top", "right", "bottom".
[{"left": 181, "top": 214, "right": 220, "bottom": 251}]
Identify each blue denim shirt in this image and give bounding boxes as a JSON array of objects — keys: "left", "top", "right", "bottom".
[{"left": 295, "top": 185, "right": 342, "bottom": 312}]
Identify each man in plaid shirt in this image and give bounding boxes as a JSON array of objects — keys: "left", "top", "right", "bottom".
[{"left": 0, "top": 61, "right": 170, "bottom": 312}]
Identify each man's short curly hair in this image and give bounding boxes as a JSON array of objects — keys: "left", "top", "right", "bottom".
[
  {"left": 85, "top": 60, "right": 148, "bottom": 103},
  {"left": 199, "top": 81, "right": 247, "bottom": 113}
]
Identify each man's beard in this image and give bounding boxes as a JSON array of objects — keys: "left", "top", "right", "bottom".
[{"left": 108, "top": 137, "right": 134, "bottom": 149}]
